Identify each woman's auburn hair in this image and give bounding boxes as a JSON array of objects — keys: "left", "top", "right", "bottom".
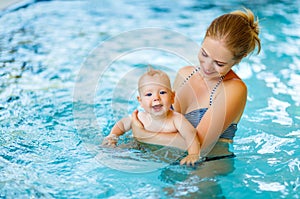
[{"left": 205, "top": 8, "right": 261, "bottom": 61}]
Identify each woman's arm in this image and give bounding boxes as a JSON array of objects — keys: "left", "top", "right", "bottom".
[
  {"left": 173, "top": 113, "right": 200, "bottom": 155},
  {"left": 173, "top": 113, "right": 201, "bottom": 165},
  {"left": 196, "top": 79, "right": 247, "bottom": 156}
]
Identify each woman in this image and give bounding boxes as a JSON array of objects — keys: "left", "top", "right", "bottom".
[{"left": 131, "top": 8, "right": 261, "bottom": 160}]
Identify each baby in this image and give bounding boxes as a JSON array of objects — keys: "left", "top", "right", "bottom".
[{"left": 102, "top": 68, "right": 200, "bottom": 165}]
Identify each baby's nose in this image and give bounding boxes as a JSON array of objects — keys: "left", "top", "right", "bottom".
[{"left": 153, "top": 95, "right": 160, "bottom": 101}]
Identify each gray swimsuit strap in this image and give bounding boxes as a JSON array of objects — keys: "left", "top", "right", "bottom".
[{"left": 181, "top": 66, "right": 224, "bottom": 106}]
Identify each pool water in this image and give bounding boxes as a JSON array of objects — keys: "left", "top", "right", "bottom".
[{"left": 1, "top": 0, "right": 300, "bottom": 198}]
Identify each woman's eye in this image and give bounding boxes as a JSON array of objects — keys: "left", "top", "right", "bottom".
[
  {"left": 216, "top": 62, "right": 225, "bottom": 67},
  {"left": 145, "top": 93, "right": 152, "bottom": 97},
  {"left": 201, "top": 50, "right": 208, "bottom": 57},
  {"left": 160, "top": 91, "right": 167, "bottom": 95}
]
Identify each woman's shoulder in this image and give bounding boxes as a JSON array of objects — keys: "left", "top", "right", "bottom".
[
  {"left": 178, "top": 65, "right": 196, "bottom": 75},
  {"left": 174, "top": 66, "right": 196, "bottom": 90},
  {"left": 221, "top": 70, "right": 248, "bottom": 123},
  {"left": 223, "top": 70, "right": 247, "bottom": 96}
]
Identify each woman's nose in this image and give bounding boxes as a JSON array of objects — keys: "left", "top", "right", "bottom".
[{"left": 203, "top": 59, "right": 213, "bottom": 69}]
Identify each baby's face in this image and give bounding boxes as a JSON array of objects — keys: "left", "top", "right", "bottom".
[{"left": 138, "top": 79, "right": 174, "bottom": 118}]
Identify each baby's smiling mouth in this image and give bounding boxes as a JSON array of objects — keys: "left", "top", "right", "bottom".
[{"left": 152, "top": 104, "right": 163, "bottom": 111}]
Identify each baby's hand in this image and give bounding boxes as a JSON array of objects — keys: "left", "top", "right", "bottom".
[
  {"left": 180, "top": 154, "right": 200, "bottom": 166},
  {"left": 101, "top": 134, "right": 118, "bottom": 147}
]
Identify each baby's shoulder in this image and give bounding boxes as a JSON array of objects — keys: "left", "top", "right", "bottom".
[
  {"left": 170, "top": 110, "right": 185, "bottom": 121},
  {"left": 137, "top": 111, "right": 147, "bottom": 121}
]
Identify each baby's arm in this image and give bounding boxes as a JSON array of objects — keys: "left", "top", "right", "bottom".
[
  {"left": 174, "top": 113, "right": 200, "bottom": 165},
  {"left": 102, "top": 116, "right": 132, "bottom": 147}
]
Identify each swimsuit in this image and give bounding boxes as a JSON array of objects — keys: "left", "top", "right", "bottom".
[
  {"left": 181, "top": 66, "right": 238, "bottom": 141},
  {"left": 183, "top": 108, "right": 237, "bottom": 162},
  {"left": 184, "top": 108, "right": 237, "bottom": 140}
]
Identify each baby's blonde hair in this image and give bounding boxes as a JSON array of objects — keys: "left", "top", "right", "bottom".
[{"left": 138, "top": 67, "right": 172, "bottom": 93}]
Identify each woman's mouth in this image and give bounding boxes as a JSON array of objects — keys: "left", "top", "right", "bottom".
[
  {"left": 203, "top": 69, "right": 214, "bottom": 76},
  {"left": 201, "top": 68, "right": 220, "bottom": 78}
]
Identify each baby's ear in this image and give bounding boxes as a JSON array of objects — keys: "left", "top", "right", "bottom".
[
  {"left": 171, "top": 91, "right": 175, "bottom": 103},
  {"left": 172, "top": 90, "right": 176, "bottom": 97},
  {"left": 137, "top": 96, "right": 142, "bottom": 103}
]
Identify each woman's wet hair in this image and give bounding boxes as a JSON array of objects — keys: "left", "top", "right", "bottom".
[{"left": 205, "top": 8, "right": 261, "bottom": 61}]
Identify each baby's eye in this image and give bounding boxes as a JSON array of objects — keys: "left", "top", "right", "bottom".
[
  {"left": 145, "top": 93, "right": 152, "bottom": 97},
  {"left": 160, "top": 91, "right": 167, "bottom": 95}
]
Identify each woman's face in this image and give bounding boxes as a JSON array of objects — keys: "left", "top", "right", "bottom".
[{"left": 198, "top": 37, "right": 237, "bottom": 79}]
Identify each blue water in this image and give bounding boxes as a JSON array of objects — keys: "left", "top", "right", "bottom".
[{"left": 1, "top": 0, "right": 300, "bottom": 198}]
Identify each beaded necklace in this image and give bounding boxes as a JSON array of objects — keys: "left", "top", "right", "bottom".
[{"left": 181, "top": 66, "right": 224, "bottom": 106}]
